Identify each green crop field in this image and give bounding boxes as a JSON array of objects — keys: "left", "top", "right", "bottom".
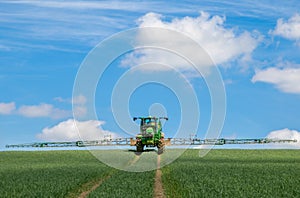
[
  {"left": 161, "top": 150, "right": 300, "bottom": 197},
  {"left": 0, "top": 149, "right": 299, "bottom": 197},
  {"left": 0, "top": 151, "right": 113, "bottom": 197}
]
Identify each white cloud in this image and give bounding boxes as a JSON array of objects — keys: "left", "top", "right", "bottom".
[
  {"left": 121, "top": 12, "right": 261, "bottom": 72},
  {"left": 267, "top": 128, "right": 300, "bottom": 145},
  {"left": 72, "top": 95, "right": 87, "bottom": 105},
  {"left": 73, "top": 106, "right": 87, "bottom": 117},
  {"left": 18, "top": 103, "right": 70, "bottom": 119},
  {"left": 54, "top": 95, "right": 87, "bottom": 117},
  {"left": 1, "top": 99, "right": 86, "bottom": 118},
  {"left": 252, "top": 67, "right": 300, "bottom": 94},
  {"left": 54, "top": 97, "right": 68, "bottom": 103},
  {"left": 0, "top": 102, "right": 16, "bottom": 115},
  {"left": 271, "top": 13, "right": 300, "bottom": 42},
  {"left": 54, "top": 95, "right": 87, "bottom": 105},
  {"left": 72, "top": 95, "right": 87, "bottom": 117},
  {"left": 36, "top": 119, "right": 117, "bottom": 141}
]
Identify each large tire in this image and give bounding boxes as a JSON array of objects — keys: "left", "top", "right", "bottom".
[
  {"left": 136, "top": 142, "right": 144, "bottom": 152},
  {"left": 157, "top": 139, "right": 165, "bottom": 155}
]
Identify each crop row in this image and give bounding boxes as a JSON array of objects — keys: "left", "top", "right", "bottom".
[
  {"left": 0, "top": 151, "right": 113, "bottom": 197},
  {"left": 1, "top": 149, "right": 299, "bottom": 197},
  {"left": 161, "top": 149, "right": 300, "bottom": 197},
  {"left": 0, "top": 150, "right": 158, "bottom": 197}
]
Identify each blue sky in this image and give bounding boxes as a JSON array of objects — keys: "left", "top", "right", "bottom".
[{"left": 1, "top": 0, "right": 300, "bottom": 148}]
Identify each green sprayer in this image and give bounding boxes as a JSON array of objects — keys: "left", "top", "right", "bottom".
[{"left": 130, "top": 116, "right": 170, "bottom": 154}]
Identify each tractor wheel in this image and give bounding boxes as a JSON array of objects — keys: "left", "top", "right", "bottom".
[
  {"left": 157, "top": 139, "right": 165, "bottom": 155},
  {"left": 136, "top": 143, "right": 144, "bottom": 152},
  {"left": 158, "top": 146, "right": 164, "bottom": 155}
]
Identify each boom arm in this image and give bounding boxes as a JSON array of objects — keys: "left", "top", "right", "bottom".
[
  {"left": 133, "top": 117, "right": 168, "bottom": 121},
  {"left": 6, "top": 138, "right": 297, "bottom": 148}
]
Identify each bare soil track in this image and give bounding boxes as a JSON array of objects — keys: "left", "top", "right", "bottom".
[
  {"left": 154, "top": 155, "right": 165, "bottom": 198},
  {"left": 74, "top": 153, "right": 165, "bottom": 198},
  {"left": 75, "top": 154, "right": 142, "bottom": 198},
  {"left": 78, "top": 174, "right": 112, "bottom": 198}
]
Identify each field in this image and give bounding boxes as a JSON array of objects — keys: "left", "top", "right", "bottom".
[
  {"left": 0, "top": 150, "right": 299, "bottom": 197},
  {"left": 162, "top": 150, "right": 300, "bottom": 197}
]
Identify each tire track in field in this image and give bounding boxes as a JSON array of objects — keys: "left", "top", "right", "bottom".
[
  {"left": 75, "top": 154, "right": 141, "bottom": 198},
  {"left": 126, "top": 153, "right": 142, "bottom": 167},
  {"left": 77, "top": 173, "right": 113, "bottom": 198},
  {"left": 154, "top": 154, "right": 165, "bottom": 198}
]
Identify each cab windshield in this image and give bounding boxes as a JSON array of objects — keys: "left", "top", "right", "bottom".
[{"left": 141, "top": 118, "right": 156, "bottom": 126}]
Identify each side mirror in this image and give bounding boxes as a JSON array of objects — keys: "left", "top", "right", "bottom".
[
  {"left": 159, "top": 117, "right": 168, "bottom": 120},
  {"left": 133, "top": 117, "right": 137, "bottom": 121}
]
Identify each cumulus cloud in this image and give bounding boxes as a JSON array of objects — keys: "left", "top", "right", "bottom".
[
  {"left": 73, "top": 106, "right": 87, "bottom": 117},
  {"left": 267, "top": 128, "right": 300, "bottom": 145},
  {"left": 18, "top": 103, "right": 70, "bottom": 119},
  {"left": 0, "top": 102, "right": 16, "bottom": 115},
  {"left": 252, "top": 67, "right": 300, "bottom": 94},
  {"left": 0, "top": 99, "right": 85, "bottom": 119},
  {"left": 271, "top": 13, "right": 300, "bottom": 43},
  {"left": 36, "top": 119, "right": 117, "bottom": 141},
  {"left": 121, "top": 12, "right": 261, "bottom": 72}
]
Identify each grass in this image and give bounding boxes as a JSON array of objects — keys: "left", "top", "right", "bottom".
[
  {"left": 0, "top": 149, "right": 299, "bottom": 197},
  {"left": 161, "top": 149, "right": 300, "bottom": 197},
  {"left": 88, "top": 170, "right": 155, "bottom": 198}
]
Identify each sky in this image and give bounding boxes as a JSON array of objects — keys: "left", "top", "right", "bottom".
[{"left": 1, "top": 0, "right": 300, "bottom": 149}]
